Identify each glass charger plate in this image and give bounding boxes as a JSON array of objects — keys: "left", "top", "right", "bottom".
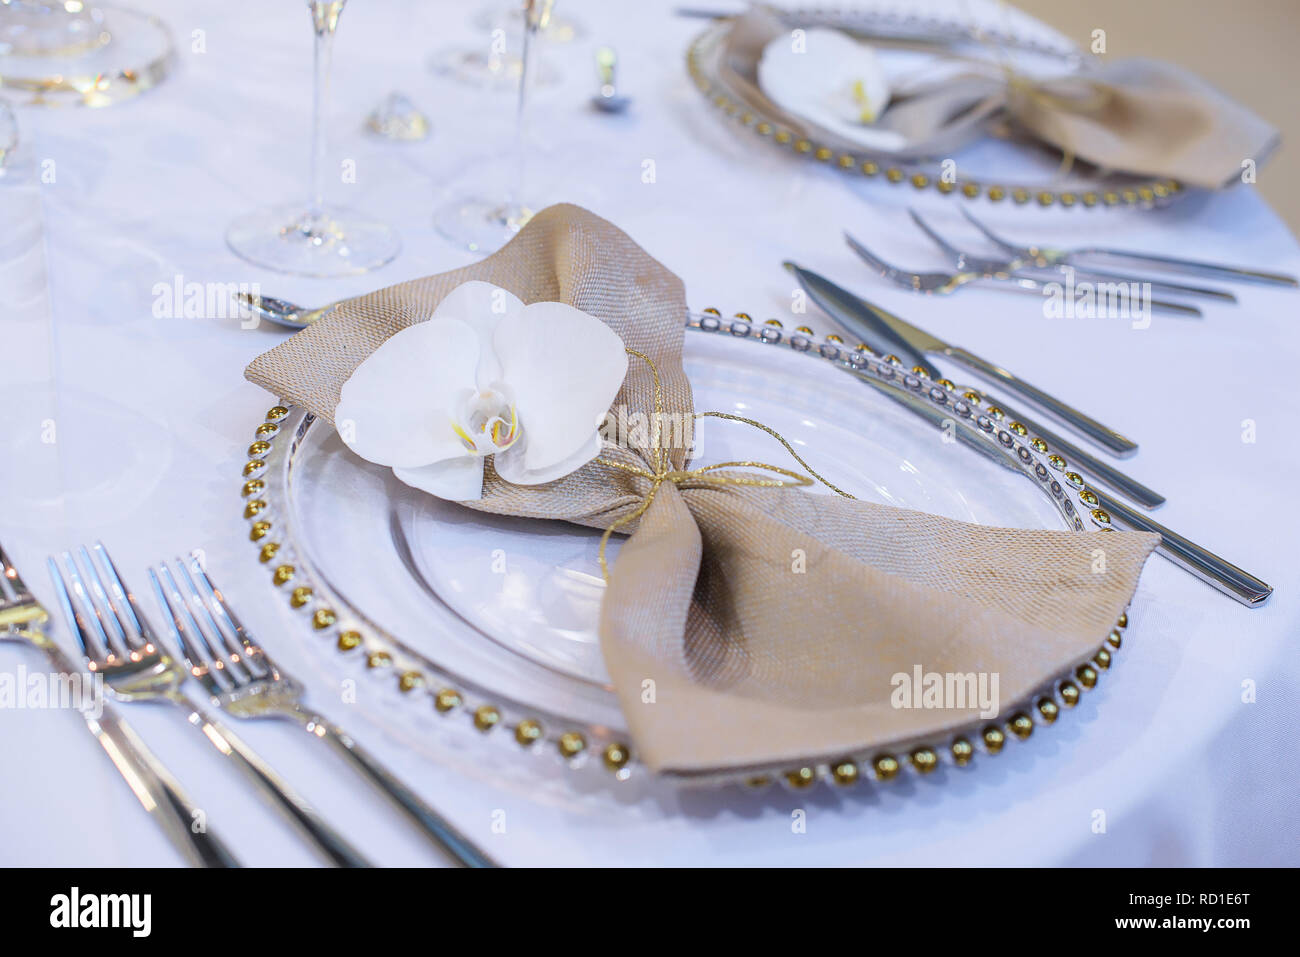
[
  {"left": 687, "top": 4, "right": 1182, "bottom": 211},
  {"left": 240, "top": 316, "right": 1126, "bottom": 790}
]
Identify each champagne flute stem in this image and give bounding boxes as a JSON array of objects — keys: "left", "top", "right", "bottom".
[{"left": 308, "top": 1, "right": 346, "bottom": 224}]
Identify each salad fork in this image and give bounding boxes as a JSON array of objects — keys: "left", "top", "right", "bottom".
[
  {"left": 959, "top": 207, "right": 1298, "bottom": 288},
  {"left": 846, "top": 232, "right": 1204, "bottom": 317},
  {"left": 907, "top": 209, "right": 1236, "bottom": 304},
  {"left": 49, "top": 544, "right": 370, "bottom": 867},
  {"left": 151, "top": 554, "right": 497, "bottom": 869},
  {"left": 0, "top": 540, "right": 239, "bottom": 867}
]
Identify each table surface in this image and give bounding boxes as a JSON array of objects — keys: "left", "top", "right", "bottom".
[{"left": 1, "top": 0, "right": 1297, "bottom": 867}]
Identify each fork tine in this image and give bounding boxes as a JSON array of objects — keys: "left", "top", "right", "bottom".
[
  {"left": 186, "top": 557, "right": 272, "bottom": 671},
  {"left": 844, "top": 232, "right": 903, "bottom": 279},
  {"left": 0, "top": 540, "right": 29, "bottom": 603},
  {"left": 958, "top": 207, "right": 1027, "bottom": 256},
  {"left": 93, "top": 543, "right": 161, "bottom": 652},
  {"left": 907, "top": 208, "right": 965, "bottom": 261},
  {"left": 47, "top": 555, "right": 109, "bottom": 662},
  {"left": 172, "top": 561, "right": 255, "bottom": 685},
  {"left": 78, "top": 545, "right": 140, "bottom": 653},
  {"left": 153, "top": 564, "right": 232, "bottom": 690}
]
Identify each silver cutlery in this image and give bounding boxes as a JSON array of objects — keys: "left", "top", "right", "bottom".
[
  {"left": 784, "top": 261, "right": 1140, "bottom": 459},
  {"left": 908, "top": 209, "right": 1237, "bottom": 304},
  {"left": 0, "top": 540, "right": 240, "bottom": 867},
  {"left": 152, "top": 554, "right": 497, "bottom": 869},
  {"left": 832, "top": 371, "right": 1271, "bottom": 607},
  {"left": 49, "top": 544, "right": 371, "bottom": 868},
  {"left": 591, "top": 46, "right": 631, "bottom": 114},
  {"left": 846, "top": 232, "right": 1204, "bottom": 318},
  {"left": 960, "top": 207, "right": 1299, "bottom": 288}
]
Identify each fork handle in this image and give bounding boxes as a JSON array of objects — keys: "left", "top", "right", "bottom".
[
  {"left": 173, "top": 698, "right": 371, "bottom": 867},
  {"left": 23, "top": 633, "right": 240, "bottom": 867},
  {"left": 1074, "top": 249, "right": 1298, "bottom": 288},
  {"left": 943, "top": 346, "right": 1139, "bottom": 458},
  {"left": 301, "top": 713, "right": 497, "bottom": 868}
]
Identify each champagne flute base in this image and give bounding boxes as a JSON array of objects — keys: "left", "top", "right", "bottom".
[
  {"left": 433, "top": 197, "right": 536, "bottom": 254},
  {"left": 226, "top": 204, "right": 400, "bottom": 278}
]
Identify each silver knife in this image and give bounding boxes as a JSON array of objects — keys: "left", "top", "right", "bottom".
[{"left": 785, "top": 262, "right": 1139, "bottom": 458}]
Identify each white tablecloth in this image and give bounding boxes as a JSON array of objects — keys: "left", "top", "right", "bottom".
[{"left": 1, "top": 0, "right": 1297, "bottom": 867}]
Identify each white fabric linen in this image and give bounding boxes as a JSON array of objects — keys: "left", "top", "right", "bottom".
[{"left": 0, "top": 0, "right": 1296, "bottom": 866}]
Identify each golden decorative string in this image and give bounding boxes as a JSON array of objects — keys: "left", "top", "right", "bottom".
[{"left": 594, "top": 349, "right": 854, "bottom": 581}]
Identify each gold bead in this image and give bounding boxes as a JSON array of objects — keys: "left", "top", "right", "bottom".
[
  {"left": 962, "top": 390, "right": 982, "bottom": 405},
  {"left": 473, "top": 705, "right": 501, "bottom": 731},
  {"left": 795, "top": 325, "right": 814, "bottom": 335},
  {"left": 885, "top": 354, "right": 902, "bottom": 365},
  {"left": 267, "top": 406, "right": 289, "bottom": 420},
  {"left": 774, "top": 130, "right": 792, "bottom": 144},
  {"left": 337, "top": 630, "right": 362, "bottom": 651},
  {"left": 272, "top": 563, "right": 294, "bottom": 585},
  {"left": 936, "top": 179, "right": 954, "bottom": 194},
  {"left": 764, "top": 318, "right": 783, "bottom": 328},
  {"left": 744, "top": 776, "right": 772, "bottom": 789},
  {"left": 434, "top": 688, "right": 462, "bottom": 712},
  {"left": 910, "top": 172, "right": 930, "bottom": 189},
  {"left": 558, "top": 732, "right": 586, "bottom": 759},
  {"left": 785, "top": 767, "right": 816, "bottom": 789},
  {"left": 1048, "top": 454, "right": 1066, "bottom": 470},
  {"left": 311, "top": 608, "right": 336, "bottom": 630},
  {"left": 961, "top": 182, "right": 980, "bottom": 198},
  {"left": 983, "top": 726, "right": 1005, "bottom": 753},
  {"left": 242, "top": 479, "right": 266, "bottom": 498},
  {"left": 259, "top": 542, "right": 280, "bottom": 563},
  {"left": 1082, "top": 191, "right": 1099, "bottom": 207},
  {"left": 514, "top": 719, "right": 543, "bottom": 746},
  {"left": 826, "top": 333, "right": 843, "bottom": 343},
  {"left": 1152, "top": 182, "right": 1169, "bottom": 199},
  {"left": 1009, "top": 421, "right": 1027, "bottom": 436},
  {"left": 1037, "top": 698, "right": 1059, "bottom": 724},
  {"left": 1008, "top": 712, "right": 1034, "bottom": 739},
  {"left": 885, "top": 167, "right": 905, "bottom": 183},
  {"left": 1012, "top": 187, "right": 1030, "bottom": 204},
  {"left": 247, "top": 441, "right": 270, "bottom": 457},
  {"left": 986, "top": 405, "right": 1004, "bottom": 419},
  {"left": 1060, "top": 192, "right": 1077, "bottom": 207},
  {"left": 702, "top": 306, "right": 721, "bottom": 316},
  {"left": 1090, "top": 508, "right": 1112, "bottom": 526},
  {"left": 794, "top": 139, "right": 812, "bottom": 154},
  {"left": 1036, "top": 191, "right": 1054, "bottom": 207},
  {"left": 1077, "top": 664, "right": 1098, "bottom": 688},
  {"left": 366, "top": 651, "right": 392, "bottom": 669},
  {"left": 936, "top": 378, "right": 955, "bottom": 390},
  {"left": 398, "top": 671, "right": 423, "bottom": 692},
  {"left": 1063, "top": 471, "right": 1083, "bottom": 487},
  {"left": 814, "top": 146, "right": 833, "bottom": 161},
  {"left": 1137, "top": 187, "right": 1154, "bottom": 203},
  {"left": 912, "top": 365, "right": 930, "bottom": 378},
  {"left": 951, "top": 738, "right": 974, "bottom": 766},
  {"left": 733, "top": 312, "right": 752, "bottom": 322},
  {"left": 911, "top": 748, "right": 938, "bottom": 773},
  {"left": 243, "top": 499, "right": 267, "bottom": 519},
  {"left": 831, "top": 760, "right": 859, "bottom": 785},
  {"left": 289, "top": 586, "right": 312, "bottom": 608},
  {"left": 1107, "top": 629, "right": 1122, "bottom": 650},
  {"left": 987, "top": 185, "right": 1006, "bottom": 202},
  {"left": 1059, "top": 681, "right": 1080, "bottom": 707},
  {"left": 1117, "top": 612, "right": 1128, "bottom": 629},
  {"left": 855, "top": 342, "right": 873, "bottom": 353},
  {"left": 861, "top": 160, "right": 879, "bottom": 175},
  {"left": 873, "top": 754, "right": 900, "bottom": 780},
  {"left": 755, "top": 122, "right": 772, "bottom": 136},
  {"left": 1093, "top": 648, "right": 1112, "bottom": 670},
  {"left": 1032, "top": 438, "right": 1049, "bottom": 453},
  {"left": 1121, "top": 189, "right": 1137, "bottom": 205},
  {"left": 243, "top": 460, "right": 266, "bottom": 476},
  {"left": 249, "top": 520, "right": 271, "bottom": 541},
  {"left": 1079, "top": 489, "right": 1099, "bottom": 507},
  {"left": 604, "top": 743, "right": 631, "bottom": 772},
  {"left": 255, "top": 423, "right": 278, "bottom": 437},
  {"left": 837, "top": 154, "right": 855, "bottom": 169}
]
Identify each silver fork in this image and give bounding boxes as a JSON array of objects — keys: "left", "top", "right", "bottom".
[
  {"left": 846, "top": 232, "right": 1204, "bottom": 318},
  {"left": 152, "top": 554, "right": 497, "bottom": 869},
  {"left": 49, "top": 544, "right": 370, "bottom": 867},
  {"left": 0, "top": 540, "right": 240, "bottom": 867},
  {"left": 907, "top": 209, "right": 1237, "bottom": 303},
  {"left": 959, "top": 207, "right": 1299, "bottom": 288}
]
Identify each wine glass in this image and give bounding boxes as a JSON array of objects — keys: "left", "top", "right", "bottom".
[
  {"left": 226, "top": 1, "right": 399, "bottom": 277},
  {"left": 433, "top": 0, "right": 551, "bottom": 253}
]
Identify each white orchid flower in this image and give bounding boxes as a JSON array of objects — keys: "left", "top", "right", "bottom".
[
  {"left": 334, "top": 280, "right": 628, "bottom": 501},
  {"left": 758, "top": 28, "right": 904, "bottom": 152}
]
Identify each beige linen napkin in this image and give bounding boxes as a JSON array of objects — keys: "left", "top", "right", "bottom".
[
  {"left": 723, "top": 9, "right": 1278, "bottom": 188},
  {"left": 246, "top": 204, "right": 1158, "bottom": 777}
]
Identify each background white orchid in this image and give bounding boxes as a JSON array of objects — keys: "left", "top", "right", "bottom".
[
  {"left": 334, "top": 280, "right": 628, "bottom": 501},
  {"left": 758, "top": 27, "right": 904, "bottom": 152}
]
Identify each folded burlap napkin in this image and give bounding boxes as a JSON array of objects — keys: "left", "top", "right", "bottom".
[
  {"left": 723, "top": 9, "right": 1278, "bottom": 188},
  {"left": 246, "top": 204, "right": 1158, "bottom": 777}
]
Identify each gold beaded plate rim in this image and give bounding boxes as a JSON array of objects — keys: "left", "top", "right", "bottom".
[
  {"left": 242, "top": 318, "right": 1129, "bottom": 791},
  {"left": 685, "top": 15, "right": 1182, "bottom": 211}
]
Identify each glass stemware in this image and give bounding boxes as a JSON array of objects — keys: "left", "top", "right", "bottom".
[
  {"left": 433, "top": 0, "right": 551, "bottom": 253},
  {"left": 226, "top": 0, "right": 399, "bottom": 277}
]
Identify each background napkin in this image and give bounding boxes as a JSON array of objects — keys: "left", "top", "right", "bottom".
[{"left": 246, "top": 204, "right": 1158, "bottom": 778}]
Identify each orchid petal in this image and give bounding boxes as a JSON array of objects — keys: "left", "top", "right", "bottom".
[
  {"left": 494, "top": 301, "right": 628, "bottom": 472},
  {"left": 393, "top": 455, "right": 486, "bottom": 501},
  {"left": 494, "top": 431, "right": 603, "bottom": 486},
  {"left": 430, "top": 280, "right": 524, "bottom": 389},
  {"left": 335, "top": 318, "right": 479, "bottom": 469}
]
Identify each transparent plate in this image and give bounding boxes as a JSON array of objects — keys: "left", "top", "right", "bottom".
[{"left": 248, "top": 318, "right": 1096, "bottom": 784}]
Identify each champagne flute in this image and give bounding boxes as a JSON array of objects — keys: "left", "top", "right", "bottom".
[
  {"left": 433, "top": 0, "right": 552, "bottom": 253},
  {"left": 226, "top": 0, "right": 399, "bottom": 277}
]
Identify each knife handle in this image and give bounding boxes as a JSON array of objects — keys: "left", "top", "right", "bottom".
[
  {"left": 1094, "top": 492, "right": 1273, "bottom": 607},
  {"left": 944, "top": 346, "right": 1139, "bottom": 458}
]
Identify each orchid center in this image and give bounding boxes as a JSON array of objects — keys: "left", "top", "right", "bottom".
[{"left": 450, "top": 388, "right": 520, "bottom": 456}]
